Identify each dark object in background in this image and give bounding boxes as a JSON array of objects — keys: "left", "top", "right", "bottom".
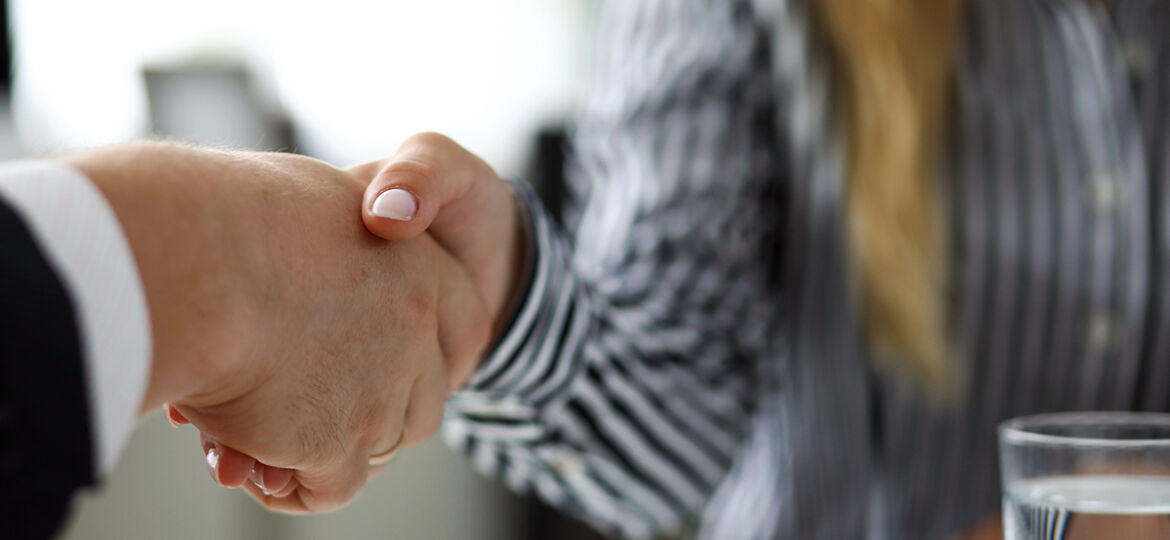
[
  {"left": 527, "top": 127, "right": 569, "bottom": 226},
  {"left": 0, "top": 0, "right": 10, "bottom": 89},
  {"left": 0, "top": 198, "right": 96, "bottom": 540},
  {"left": 144, "top": 64, "right": 294, "bottom": 152},
  {"left": 521, "top": 125, "right": 606, "bottom": 540}
]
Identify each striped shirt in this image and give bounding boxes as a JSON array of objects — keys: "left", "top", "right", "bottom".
[{"left": 443, "top": 0, "right": 1170, "bottom": 538}]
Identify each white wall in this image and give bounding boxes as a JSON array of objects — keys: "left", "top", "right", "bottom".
[{"left": 12, "top": 0, "right": 591, "bottom": 172}]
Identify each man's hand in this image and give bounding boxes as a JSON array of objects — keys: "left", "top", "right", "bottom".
[
  {"left": 70, "top": 142, "right": 491, "bottom": 512},
  {"left": 203, "top": 133, "right": 526, "bottom": 512}
]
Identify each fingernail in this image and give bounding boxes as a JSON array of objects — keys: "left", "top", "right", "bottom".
[
  {"left": 272, "top": 479, "right": 296, "bottom": 498},
  {"left": 163, "top": 404, "right": 187, "bottom": 428},
  {"left": 163, "top": 405, "right": 180, "bottom": 428},
  {"left": 250, "top": 466, "right": 270, "bottom": 495},
  {"left": 371, "top": 188, "right": 417, "bottom": 221},
  {"left": 206, "top": 446, "right": 221, "bottom": 484}
]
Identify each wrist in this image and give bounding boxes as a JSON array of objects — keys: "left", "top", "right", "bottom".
[
  {"left": 66, "top": 143, "right": 256, "bottom": 414},
  {"left": 492, "top": 180, "right": 535, "bottom": 339}
]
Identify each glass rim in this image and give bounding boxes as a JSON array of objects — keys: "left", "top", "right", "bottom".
[{"left": 999, "top": 411, "right": 1170, "bottom": 448}]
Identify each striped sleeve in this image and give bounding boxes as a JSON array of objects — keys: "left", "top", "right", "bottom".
[{"left": 444, "top": 1, "right": 782, "bottom": 537}]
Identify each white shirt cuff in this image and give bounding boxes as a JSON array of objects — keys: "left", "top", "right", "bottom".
[{"left": 0, "top": 160, "right": 151, "bottom": 474}]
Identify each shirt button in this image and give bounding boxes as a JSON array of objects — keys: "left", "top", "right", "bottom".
[
  {"left": 554, "top": 456, "right": 582, "bottom": 476},
  {"left": 1088, "top": 173, "right": 1119, "bottom": 213},
  {"left": 487, "top": 403, "right": 510, "bottom": 416},
  {"left": 470, "top": 402, "right": 509, "bottom": 418},
  {"left": 1085, "top": 313, "right": 1116, "bottom": 352}
]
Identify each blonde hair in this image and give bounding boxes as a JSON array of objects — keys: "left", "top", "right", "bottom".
[{"left": 817, "top": 0, "right": 962, "bottom": 390}]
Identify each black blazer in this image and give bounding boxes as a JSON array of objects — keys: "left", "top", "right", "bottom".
[{"left": 0, "top": 197, "right": 97, "bottom": 539}]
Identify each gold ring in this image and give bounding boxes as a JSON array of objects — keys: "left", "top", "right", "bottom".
[{"left": 368, "top": 432, "right": 404, "bottom": 466}]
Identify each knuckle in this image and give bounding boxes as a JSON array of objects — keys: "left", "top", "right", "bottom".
[
  {"left": 255, "top": 495, "right": 279, "bottom": 510},
  {"left": 471, "top": 311, "right": 492, "bottom": 353},
  {"left": 406, "top": 131, "right": 456, "bottom": 150},
  {"left": 407, "top": 406, "right": 444, "bottom": 446},
  {"left": 420, "top": 312, "right": 440, "bottom": 339},
  {"left": 335, "top": 485, "right": 362, "bottom": 510},
  {"left": 404, "top": 289, "right": 440, "bottom": 333},
  {"left": 454, "top": 313, "right": 492, "bottom": 365},
  {"left": 383, "top": 154, "right": 437, "bottom": 186},
  {"left": 311, "top": 480, "right": 362, "bottom": 513}
]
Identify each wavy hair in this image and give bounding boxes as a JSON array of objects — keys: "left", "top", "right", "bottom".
[{"left": 818, "top": 0, "right": 962, "bottom": 392}]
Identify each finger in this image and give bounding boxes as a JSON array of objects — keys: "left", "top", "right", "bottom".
[
  {"left": 240, "top": 452, "right": 367, "bottom": 514},
  {"left": 434, "top": 245, "right": 492, "bottom": 392},
  {"left": 344, "top": 158, "right": 388, "bottom": 186},
  {"left": 364, "top": 361, "right": 412, "bottom": 463},
  {"left": 288, "top": 452, "right": 371, "bottom": 513},
  {"left": 201, "top": 433, "right": 256, "bottom": 488},
  {"left": 240, "top": 479, "right": 311, "bottom": 514},
  {"left": 251, "top": 463, "right": 297, "bottom": 497},
  {"left": 177, "top": 394, "right": 305, "bottom": 470},
  {"left": 355, "top": 132, "right": 496, "bottom": 242},
  {"left": 267, "top": 373, "right": 412, "bottom": 512},
  {"left": 354, "top": 133, "right": 523, "bottom": 328},
  {"left": 163, "top": 403, "right": 190, "bottom": 427},
  {"left": 269, "top": 473, "right": 299, "bottom": 498},
  {"left": 216, "top": 445, "right": 256, "bottom": 488},
  {"left": 400, "top": 359, "right": 450, "bottom": 448}
]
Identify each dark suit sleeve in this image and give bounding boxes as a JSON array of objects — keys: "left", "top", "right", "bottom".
[{"left": 0, "top": 196, "right": 97, "bottom": 539}]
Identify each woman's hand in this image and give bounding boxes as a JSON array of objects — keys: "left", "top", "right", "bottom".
[
  {"left": 352, "top": 132, "right": 529, "bottom": 341},
  {"left": 71, "top": 143, "right": 491, "bottom": 512}
]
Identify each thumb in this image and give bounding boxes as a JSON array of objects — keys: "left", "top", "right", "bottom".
[
  {"left": 350, "top": 132, "right": 498, "bottom": 243},
  {"left": 352, "top": 132, "right": 524, "bottom": 326},
  {"left": 200, "top": 432, "right": 256, "bottom": 488}
]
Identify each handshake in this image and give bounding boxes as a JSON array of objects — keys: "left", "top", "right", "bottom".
[{"left": 73, "top": 133, "right": 524, "bottom": 513}]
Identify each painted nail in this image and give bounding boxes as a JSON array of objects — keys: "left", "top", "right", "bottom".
[
  {"left": 163, "top": 404, "right": 188, "bottom": 428},
  {"left": 272, "top": 478, "right": 296, "bottom": 498},
  {"left": 206, "top": 446, "right": 221, "bottom": 485},
  {"left": 250, "top": 466, "right": 270, "bottom": 495},
  {"left": 163, "top": 405, "right": 180, "bottom": 428},
  {"left": 371, "top": 188, "right": 417, "bottom": 221}
]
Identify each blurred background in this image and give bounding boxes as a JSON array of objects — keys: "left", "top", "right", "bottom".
[{"left": 1, "top": 0, "right": 603, "bottom": 538}]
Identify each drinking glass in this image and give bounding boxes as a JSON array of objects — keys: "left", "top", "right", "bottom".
[{"left": 999, "top": 412, "right": 1170, "bottom": 540}]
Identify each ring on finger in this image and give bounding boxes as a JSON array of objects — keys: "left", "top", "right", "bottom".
[{"left": 368, "top": 431, "right": 405, "bottom": 466}]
